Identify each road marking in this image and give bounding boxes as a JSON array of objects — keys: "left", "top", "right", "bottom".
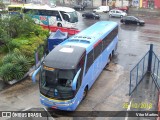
[{"left": 125, "top": 100, "right": 132, "bottom": 120}]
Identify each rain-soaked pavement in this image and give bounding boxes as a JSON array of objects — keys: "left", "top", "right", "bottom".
[{"left": 0, "top": 10, "right": 160, "bottom": 120}]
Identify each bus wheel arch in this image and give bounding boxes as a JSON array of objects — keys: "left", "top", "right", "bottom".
[
  {"left": 57, "top": 23, "right": 62, "bottom": 27},
  {"left": 112, "top": 50, "right": 115, "bottom": 56},
  {"left": 83, "top": 85, "right": 88, "bottom": 100},
  {"left": 107, "top": 54, "right": 112, "bottom": 64}
]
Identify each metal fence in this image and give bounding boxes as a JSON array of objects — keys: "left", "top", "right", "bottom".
[
  {"left": 151, "top": 51, "right": 160, "bottom": 89},
  {"left": 129, "top": 51, "right": 149, "bottom": 95},
  {"left": 129, "top": 44, "right": 160, "bottom": 95},
  {"left": 34, "top": 44, "right": 46, "bottom": 69}
]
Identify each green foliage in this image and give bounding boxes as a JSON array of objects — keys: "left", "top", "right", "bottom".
[
  {"left": 0, "top": 14, "right": 49, "bottom": 82},
  {"left": 0, "top": 52, "right": 31, "bottom": 82},
  {"left": 0, "top": 14, "right": 49, "bottom": 53},
  {"left": 0, "top": 63, "right": 15, "bottom": 81},
  {"left": 0, "top": 1, "right": 5, "bottom": 10},
  {"left": 2, "top": 53, "right": 15, "bottom": 64},
  {"left": 10, "top": 36, "right": 46, "bottom": 59},
  {"left": 13, "top": 53, "right": 31, "bottom": 71}
]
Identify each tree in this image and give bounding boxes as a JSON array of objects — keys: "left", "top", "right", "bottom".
[
  {"left": 0, "top": 0, "right": 5, "bottom": 10},
  {"left": 0, "top": 17, "right": 12, "bottom": 53},
  {"left": 0, "top": 14, "right": 48, "bottom": 53}
]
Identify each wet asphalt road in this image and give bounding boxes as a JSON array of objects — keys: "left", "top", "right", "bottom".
[{"left": 0, "top": 11, "right": 160, "bottom": 120}]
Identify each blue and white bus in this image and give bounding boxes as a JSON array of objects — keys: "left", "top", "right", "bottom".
[
  {"left": 36, "top": 21, "right": 118, "bottom": 111},
  {"left": 7, "top": 4, "right": 78, "bottom": 28}
]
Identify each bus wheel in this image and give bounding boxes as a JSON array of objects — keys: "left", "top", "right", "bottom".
[
  {"left": 107, "top": 54, "right": 112, "bottom": 64},
  {"left": 112, "top": 50, "right": 115, "bottom": 56},
  {"left": 83, "top": 86, "right": 88, "bottom": 100},
  {"left": 57, "top": 23, "right": 62, "bottom": 27}
]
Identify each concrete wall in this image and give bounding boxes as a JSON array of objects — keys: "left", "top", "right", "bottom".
[
  {"left": 115, "top": 0, "right": 129, "bottom": 7},
  {"left": 93, "top": 0, "right": 102, "bottom": 7}
]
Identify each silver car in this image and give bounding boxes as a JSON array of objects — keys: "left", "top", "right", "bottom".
[{"left": 109, "top": 9, "right": 127, "bottom": 18}]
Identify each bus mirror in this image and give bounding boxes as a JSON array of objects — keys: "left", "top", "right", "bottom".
[
  {"left": 72, "top": 69, "right": 81, "bottom": 91},
  {"left": 32, "top": 66, "right": 41, "bottom": 83}
]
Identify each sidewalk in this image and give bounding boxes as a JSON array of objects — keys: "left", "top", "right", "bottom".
[
  {"left": 128, "top": 7, "right": 160, "bottom": 17},
  {"left": 130, "top": 73, "right": 158, "bottom": 111}
]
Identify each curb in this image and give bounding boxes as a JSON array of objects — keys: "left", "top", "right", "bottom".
[{"left": 7, "top": 64, "right": 36, "bottom": 85}]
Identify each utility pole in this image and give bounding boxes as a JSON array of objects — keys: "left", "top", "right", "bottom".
[{"left": 121, "top": 0, "right": 123, "bottom": 7}]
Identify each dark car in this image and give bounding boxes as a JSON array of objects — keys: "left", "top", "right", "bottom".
[
  {"left": 82, "top": 12, "right": 100, "bottom": 19},
  {"left": 73, "top": 4, "right": 85, "bottom": 11},
  {"left": 120, "top": 16, "right": 145, "bottom": 26}
]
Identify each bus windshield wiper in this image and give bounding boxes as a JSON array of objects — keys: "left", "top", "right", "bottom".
[{"left": 45, "top": 87, "right": 52, "bottom": 97}]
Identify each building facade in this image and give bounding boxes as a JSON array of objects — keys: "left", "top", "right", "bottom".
[
  {"left": 7, "top": 0, "right": 160, "bottom": 9},
  {"left": 134, "top": 0, "right": 160, "bottom": 8}
]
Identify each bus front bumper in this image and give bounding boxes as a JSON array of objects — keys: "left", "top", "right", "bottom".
[{"left": 40, "top": 95, "right": 77, "bottom": 111}]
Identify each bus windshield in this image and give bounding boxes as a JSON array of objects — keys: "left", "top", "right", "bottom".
[
  {"left": 61, "top": 11, "right": 78, "bottom": 23},
  {"left": 68, "top": 11, "right": 78, "bottom": 23},
  {"left": 40, "top": 68, "right": 76, "bottom": 99}
]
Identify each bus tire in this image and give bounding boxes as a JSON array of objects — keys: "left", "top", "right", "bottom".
[
  {"left": 107, "top": 54, "right": 112, "bottom": 64},
  {"left": 112, "top": 50, "right": 115, "bottom": 56},
  {"left": 83, "top": 86, "right": 88, "bottom": 100},
  {"left": 57, "top": 23, "right": 62, "bottom": 27}
]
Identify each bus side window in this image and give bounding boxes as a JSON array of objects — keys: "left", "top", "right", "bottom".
[
  {"left": 94, "top": 41, "right": 102, "bottom": 61},
  {"left": 46, "top": 10, "right": 59, "bottom": 16},
  {"left": 25, "top": 9, "right": 38, "bottom": 15},
  {"left": 39, "top": 10, "right": 46, "bottom": 16},
  {"left": 24, "top": 9, "right": 30, "bottom": 13},
  {"left": 85, "top": 49, "right": 94, "bottom": 74},
  {"left": 76, "top": 54, "right": 86, "bottom": 89},
  {"left": 102, "top": 26, "right": 118, "bottom": 51}
]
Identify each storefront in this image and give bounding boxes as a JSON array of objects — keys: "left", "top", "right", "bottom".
[{"left": 140, "top": 0, "right": 160, "bottom": 8}]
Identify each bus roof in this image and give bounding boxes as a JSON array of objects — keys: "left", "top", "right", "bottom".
[
  {"left": 8, "top": 4, "right": 75, "bottom": 12},
  {"left": 23, "top": 5, "right": 75, "bottom": 12},
  {"left": 61, "top": 21, "right": 118, "bottom": 53},
  {"left": 8, "top": 4, "right": 32, "bottom": 8},
  {"left": 44, "top": 45, "right": 85, "bottom": 69}
]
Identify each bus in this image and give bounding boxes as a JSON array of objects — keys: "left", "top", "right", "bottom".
[
  {"left": 34, "top": 21, "right": 118, "bottom": 111},
  {"left": 7, "top": 4, "right": 78, "bottom": 28}
]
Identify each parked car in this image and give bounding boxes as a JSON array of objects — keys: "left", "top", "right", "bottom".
[
  {"left": 73, "top": 4, "right": 85, "bottom": 11},
  {"left": 109, "top": 9, "right": 127, "bottom": 18},
  {"left": 120, "top": 16, "right": 145, "bottom": 26},
  {"left": 93, "top": 6, "right": 109, "bottom": 13},
  {"left": 115, "top": 6, "right": 129, "bottom": 12},
  {"left": 82, "top": 12, "right": 100, "bottom": 19}
]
